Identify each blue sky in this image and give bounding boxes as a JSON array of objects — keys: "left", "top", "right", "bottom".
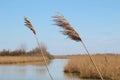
[{"left": 0, "top": 0, "right": 120, "bottom": 55}]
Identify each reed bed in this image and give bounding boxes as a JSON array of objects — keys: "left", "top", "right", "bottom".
[
  {"left": 0, "top": 56, "right": 49, "bottom": 65},
  {"left": 64, "top": 54, "right": 120, "bottom": 80}
]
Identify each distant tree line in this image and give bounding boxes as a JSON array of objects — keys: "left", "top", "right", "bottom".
[{"left": 0, "top": 45, "right": 53, "bottom": 59}]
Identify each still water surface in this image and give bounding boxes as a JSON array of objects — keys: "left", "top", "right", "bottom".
[{"left": 0, "top": 59, "right": 91, "bottom": 80}]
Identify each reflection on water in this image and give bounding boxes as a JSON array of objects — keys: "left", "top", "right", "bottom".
[{"left": 0, "top": 59, "right": 93, "bottom": 80}]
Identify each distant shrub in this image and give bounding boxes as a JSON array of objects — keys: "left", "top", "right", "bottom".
[{"left": 0, "top": 44, "right": 53, "bottom": 59}]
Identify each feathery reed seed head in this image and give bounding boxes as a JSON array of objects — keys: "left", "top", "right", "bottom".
[
  {"left": 24, "top": 17, "right": 36, "bottom": 35},
  {"left": 53, "top": 14, "right": 81, "bottom": 41}
]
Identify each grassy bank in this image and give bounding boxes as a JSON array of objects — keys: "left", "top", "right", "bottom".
[
  {"left": 64, "top": 54, "right": 120, "bottom": 80},
  {"left": 0, "top": 56, "right": 50, "bottom": 65},
  {"left": 0, "top": 44, "right": 53, "bottom": 65}
]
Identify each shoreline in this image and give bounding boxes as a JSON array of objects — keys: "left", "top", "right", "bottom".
[
  {"left": 0, "top": 56, "right": 50, "bottom": 65},
  {"left": 64, "top": 54, "right": 120, "bottom": 80}
]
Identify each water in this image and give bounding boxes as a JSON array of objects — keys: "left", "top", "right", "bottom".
[{"left": 0, "top": 59, "right": 89, "bottom": 80}]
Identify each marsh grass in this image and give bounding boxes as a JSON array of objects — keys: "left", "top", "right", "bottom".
[
  {"left": 64, "top": 54, "right": 120, "bottom": 80},
  {"left": 0, "top": 56, "right": 49, "bottom": 65},
  {"left": 0, "top": 45, "right": 52, "bottom": 64}
]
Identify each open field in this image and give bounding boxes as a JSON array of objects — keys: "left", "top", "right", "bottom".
[
  {"left": 0, "top": 56, "right": 50, "bottom": 65},
  {"left": 64, "top": 54, "right": 120, "bottom": 80}
]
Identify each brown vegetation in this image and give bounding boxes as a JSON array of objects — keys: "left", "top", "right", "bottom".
[
  {"left": 52, "top": 14, "right": 81, "bottom": 41},
  {"left": 52, "top": 14, "right": 104, "bottom": 79},
  {"left": 24, "top": 17, "right": 54, "bottom": 80},
  {"left": 0, "top": 46, "right": 52, "bottom": 57},
  {"left": 0, "top": 56, "right": 49, "bottom": 65},
  {"left": 64, "top": 54, "right": 120, "bottom": 80},
  {"left": 0, "top": 45, "right": 53, "bottom": 64}
]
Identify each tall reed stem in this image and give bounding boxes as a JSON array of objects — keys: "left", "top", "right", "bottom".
[
  {"left": 81, "top": 41, "right": 104, "bottom": 80},
  {"left": 24, "top": 17, "right": 54, "bottom": 80},
  {"left": 35, "top": 35, "right": 54, "bottom": 80}
]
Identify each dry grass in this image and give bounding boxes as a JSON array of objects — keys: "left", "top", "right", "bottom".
[
  {"left": 0, "top": 45, "right": 52, "bottom": 65},
  {"left": 64, "top": 54, "right": 120, "bottom": 80},
  {"left": 0, "top": 56, "right": 50, "bottom": 65}
]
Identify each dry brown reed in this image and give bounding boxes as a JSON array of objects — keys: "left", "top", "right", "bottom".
[
  {"left": 24, "top": 17, "right": 36, "bottom": 35},
  {"left": 24, "top": 17, "right": 54, "bottom": 80},
  {"left": 53, "top": 13, "right": 104, "bottom": 80},
  {"left": 64, "top": 54, "right": 120, "bottom": 80},
  {"left": 52, "top": 14, "right": 81, "bottom": 41}
]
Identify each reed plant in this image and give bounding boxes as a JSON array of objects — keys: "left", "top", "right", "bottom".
[
  {"left": 52, "top": 13, "right": 104, "bottom": 80},
  {"left": 24, "top": 17, "right": 54, "bottom": 80}
]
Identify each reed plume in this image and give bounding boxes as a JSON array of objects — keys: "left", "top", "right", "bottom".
[
  {"left": 53, "top": 14, "right": 104, "bottom": 80},
  {"left": 24, "top": 17, "right": 36, "bottom": 35},
  {"left": 53, "top": 14, "right": 81, "bottom": 41}
]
